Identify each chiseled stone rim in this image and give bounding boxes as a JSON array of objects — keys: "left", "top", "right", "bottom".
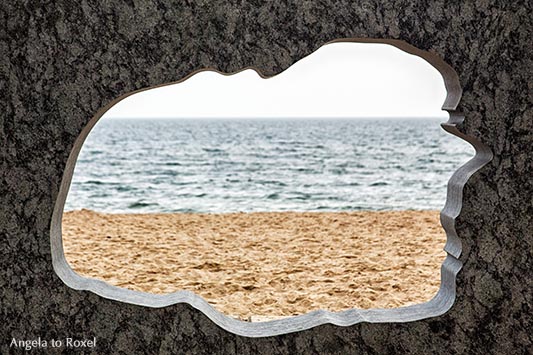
[{"left": 49, "top": 38, "right": 493, "bottom": 338}]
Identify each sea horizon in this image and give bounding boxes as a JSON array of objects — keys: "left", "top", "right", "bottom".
[{"left": 65, "top": 117, "right": 473, "bottom": 214}]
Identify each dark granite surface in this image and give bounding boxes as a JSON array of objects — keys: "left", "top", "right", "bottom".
[{"left": 1, "top": 1, "right": 532, "bottom": 354}]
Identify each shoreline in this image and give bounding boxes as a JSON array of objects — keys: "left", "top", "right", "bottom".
[{"left": 62, "top": 209, "right": 446, "bottom": 319}]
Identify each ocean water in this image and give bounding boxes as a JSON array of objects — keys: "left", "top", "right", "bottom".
[{"left": 64, "top": 118, "right": 474, "bottom": 213}]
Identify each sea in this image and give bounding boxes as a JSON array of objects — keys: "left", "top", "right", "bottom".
[{"left": 64, "top": 118, "right": 474, "bottom": 213}]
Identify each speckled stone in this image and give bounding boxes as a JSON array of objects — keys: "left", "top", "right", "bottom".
[{"left": 1, "top": 1, "right": 532, "bottom": 354}]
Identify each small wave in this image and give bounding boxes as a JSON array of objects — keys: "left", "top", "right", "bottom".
[
  {"left": 340, "top": 206, "right": 365, "bottom": 211},
  {"left": 170, "top": 181, "right": 193, "bottom": 186},
  {"left": 84, "top": 179, "right": 120, "bottom": 186},
  {"left": 157, "top": 170, "right": 179, "bottom": 176},
  {"left": 116, "top": 186, "right": 134, "bottom": 192},
  {"left": 225, "top": 179, "right": 241, "bottom": 183},
  {"left": 85, "top": 180, "right": 104, "bottom": 185},
  {"left": 370, "top": 182, "right": 388, "bottom": 186},
  {"left": 256, "top": 180, "right": 288, "bottom": 187},
  {"left": 169, "top": 208, "right": 196, "bottom": 213},
  {"left": 325, "top": 196, "right": 342, "bottom": 201},
  {"left": 288, "top": 193, "right": 311, "bottom": 201},
  {"left": 128, "top": 201, "right": 159, "bottom": 208},
  {"left": 174, "top": 193, "right": 209, "bottom": 198},
  {"left": 292, "top": 168, "right": 316, "bottom": 173},
  {"left": 88, "top": 193, "right": 110, "bottom": 198},
  {"left": 330, "top": 168, "right": 347, "bottom": 175}
]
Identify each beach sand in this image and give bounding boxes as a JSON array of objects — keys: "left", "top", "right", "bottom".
[{"left": 62, "top": 209, "right": 446, "bottom": 320}]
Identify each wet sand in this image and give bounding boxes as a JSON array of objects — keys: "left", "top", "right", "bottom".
[{"left": 62, "top": 209, "right": 446, "bottom": 320}]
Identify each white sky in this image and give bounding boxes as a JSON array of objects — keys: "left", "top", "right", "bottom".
[{"left": 106, "top": 42, "right": 448, "bottom": 119}]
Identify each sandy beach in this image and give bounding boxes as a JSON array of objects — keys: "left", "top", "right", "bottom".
[{"left": 62, "top": 209, "right": 446, "bottom": 320}]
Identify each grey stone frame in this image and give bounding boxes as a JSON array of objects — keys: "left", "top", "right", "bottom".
[
  {"left": 50, "top": 38, "right": 488, "bottom": 338},
  {"left": 1, "top": 1, "right": 531, "bottom": 354}
]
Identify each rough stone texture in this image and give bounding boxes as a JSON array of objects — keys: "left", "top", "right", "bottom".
[{"left": 1, "top": 1, "right": 532, "bottom": 354}]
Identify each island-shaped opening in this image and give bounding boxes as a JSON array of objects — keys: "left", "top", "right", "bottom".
[{"left": 55, "top": 41, "right": 474, "bottom": 325}]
